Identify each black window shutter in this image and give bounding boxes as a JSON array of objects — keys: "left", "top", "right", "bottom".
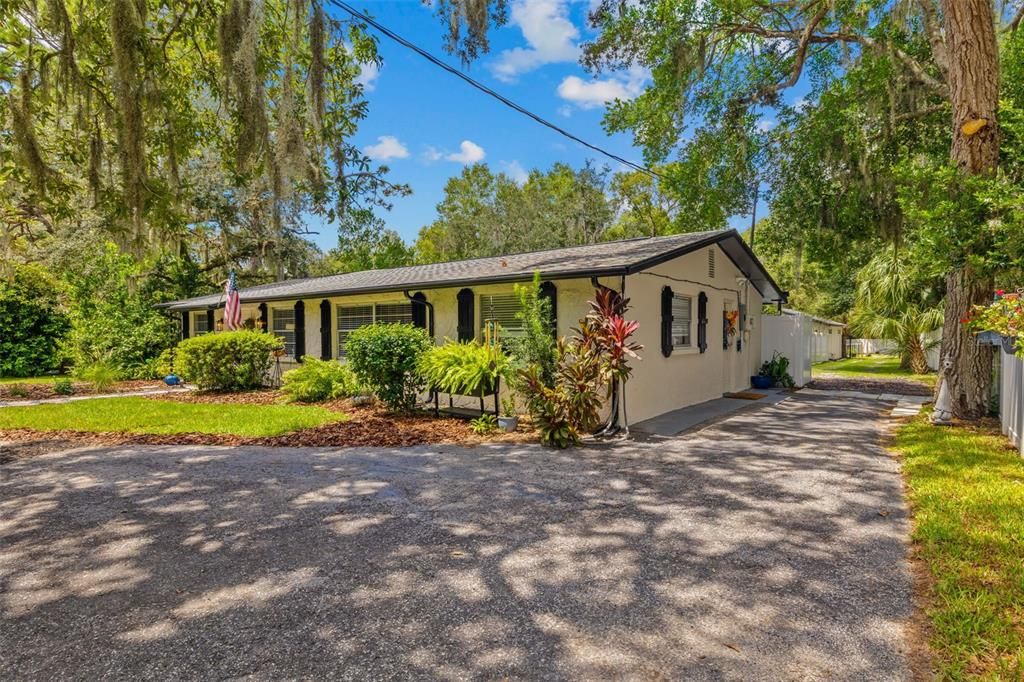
[
  {"left": 181, "top": 311, "right": 190, "bottom": 339},
  {"left": 697, "top": 292, "right": 708, "bottom": 353},
  {"left": 411, "top": 292, "right": 427, "bottom": 329},
  {"left": 206, "top": 308, "right": 215, "bottom": 333},
  {"left": 258, "top": 303, "right": 268, "bottom": 331},
  {"left": 457, "top": 288, "right": 475, "bottom": 342},
  {"left": 661, "top": 286, "right": 674, "bottom": 357},
  {"left": 319, "top": 300, "right": 332, "bottom": 359},
  {"left": 539, "top": 281, "right": 557, "bottom": 336},
  {"left": 294, "top": 300, "right": 305, "bottom": 361}
]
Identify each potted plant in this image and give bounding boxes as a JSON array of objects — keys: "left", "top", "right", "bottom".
[
  {"left": 753, "top": 352, "right": 795, "bottom": 389},
  {"left": 751, "top": 369, "right": 774, "bottom": 389},
  {"left": 498, "top": 396, "right": 518, "bottom": 432}
]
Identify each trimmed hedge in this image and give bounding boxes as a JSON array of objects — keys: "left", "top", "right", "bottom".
[
  {"left": 175, "top": 330, "right": 283, "bottom": 391},
  {"left": 346, "top": 323, "right": 431, "bottom": 412},
  {"left": 281, "top": 358, "right": 365, "bottom": 402}
]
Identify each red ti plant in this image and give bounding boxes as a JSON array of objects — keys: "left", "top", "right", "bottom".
[{"left": 587, "top": 287, "right": 643, "bottom": 433}]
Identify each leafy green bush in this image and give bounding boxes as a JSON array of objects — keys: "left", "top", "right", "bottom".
[
  {"left": 53, "top": 378, "right": 75, "bottom": 395},
  {"left": 281, "top": 358, "right": 365, "bottom": 402},
  {"left": 521, "top": 339, "right": 603, "bottom": 448},
  {"left": 346, "top": 323, "right": 431, "bottom": 412},
  {"left": 470, "top": 413, "right": 498, "bottom": 435},
  {"left": 0, "top": 263, "right": 69, "bottom": 377},
  {"left": 507, "top": 272, "right": 558, "bottom": 387},
  {"left": 76, "top": 360, "right": 119, "bottom": 393},
  {"left": 175, "top": 330, "right": 283, "bottom": 391},
  {"left": 518, "top": 287, "right": 642, "bottom": 447},
  {"left": 59, "top": 243, "right": 177, "bottom": 380},
  {"left": 418, "top": 339, "right": 509, "bottom": 397}
]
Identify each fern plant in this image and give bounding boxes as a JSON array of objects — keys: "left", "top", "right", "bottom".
[
  {"left": 418, "top": 335, "right": 510, "bottom": 397},
  {"left": 470, "top": 413, "right": 498, "bottom": 435}
]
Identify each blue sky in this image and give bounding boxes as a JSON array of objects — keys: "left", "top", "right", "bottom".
[{"left": 310, "top": 0, "right": 779, "bottom": 251}]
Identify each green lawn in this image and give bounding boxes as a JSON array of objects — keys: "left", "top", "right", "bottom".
[
  {"left": 815, "top": 355, "right": 937, "bottom": 386},
  {"left": 894, "top": 416, "right": 1024, "bottom": 679},
  {"left": 0, "top": 397, "right": 347, "bottom": 437},
  {"left": 0, "top": 376, "right": 64, "bottom": 385}
]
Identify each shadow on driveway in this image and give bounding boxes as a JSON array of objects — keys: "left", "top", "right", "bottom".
[{"left": 0, "top": 394, "right": 912, "bottom": 679}]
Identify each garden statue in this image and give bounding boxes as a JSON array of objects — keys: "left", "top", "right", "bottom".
[{"left": 930, "top": 357, "right": 954, "bottom": 426}]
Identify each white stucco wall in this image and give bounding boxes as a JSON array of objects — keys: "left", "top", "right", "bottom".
[
  {"left": 180, "top": 242, "right": 769, "bottom": 423},
  {"left": 619, "top": 244, "right": 763, "bottom": 424}
]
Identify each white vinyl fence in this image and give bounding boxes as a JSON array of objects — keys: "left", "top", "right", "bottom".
[
  {"left": 999, "top": 348, "right": 1024, "bottom": 456},
  {"left": 847, "top": 338, "right": 898, "bottom": 356},
  {"left": 762, "top": 312, "right": 813, "bottom": 387}
]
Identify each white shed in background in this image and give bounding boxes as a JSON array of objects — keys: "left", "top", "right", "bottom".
[{"left": 761, "top": 309, "right": 814, "bottom": 387}]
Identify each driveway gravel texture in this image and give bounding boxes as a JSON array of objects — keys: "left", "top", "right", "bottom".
[{"left": 0, "top": 394, "right": 913, "bottom": 680}]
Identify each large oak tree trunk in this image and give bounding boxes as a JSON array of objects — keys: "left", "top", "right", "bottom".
[{"left": 940, "top": 0, "right": 1000, "bottom": 418}]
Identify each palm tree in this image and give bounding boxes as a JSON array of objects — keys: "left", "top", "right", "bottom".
[{"left": 850, "top": 250, "right": 944, "bottom": 374}]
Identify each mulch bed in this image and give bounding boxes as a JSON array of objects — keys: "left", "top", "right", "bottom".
[
  {"left": 808, "top": 376, "right": 934, "bottom": 397},
  {"left": 0, "top": 389, "right": 537, "bottom": 450},
  {"left": 0, "top": 379, "right": 171, "bottom": 402}
]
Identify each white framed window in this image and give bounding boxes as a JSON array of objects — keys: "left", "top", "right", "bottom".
[
  {"left": 272, "top": 308, "right": 296, "bottom": 357},
  {"left": 192, "top": 311, "right": 210, "bottom": 336},
  {"left": 671, "top": 295, "right": 692, "bottom": 349},
  {"left": 480, "top": 293, "right": 523, "bottom": 337},
  {"left": 375, "top": 302, "right": 414, "bottom": 325},
  {"left": 336, "top": 302, "right": 414, "bottom": 357}
]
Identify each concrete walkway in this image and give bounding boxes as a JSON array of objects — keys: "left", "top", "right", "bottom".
[
  {"left": 1, "top": 394, "right": 913, "bottom": 679},
  {"left": 0, "top": 386, "right": 192, "bottom": 408},
  {"left": 800, "top": 388, "right": 931, "bottom": 418},
  {"left": 632, "top": 389, "right": 790, "bottom": 437}
]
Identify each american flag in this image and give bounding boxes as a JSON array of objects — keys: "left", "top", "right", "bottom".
[{"left": 223, "top": 271, "right": 242, "bottom": 331}]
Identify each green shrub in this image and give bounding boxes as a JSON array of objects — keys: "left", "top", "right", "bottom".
[
  {"left": 59, "top": 243, "right": 177, "bottom": 380},
  {"left": 175, "top": 330, "right": 283, "bottom": 391},
  {"left": 76, "top": 360, "right": 119, "bottom": 393},
  {"left": 470, "top": 413, "right": 498, "bottom": 435},
  {"left": 418, "top": 338, "right": 509, "bottom": 397},
  {"left": 346, "top": 323, "right": 431, "bottom": 412},
  {"left": 7, "top": 383, "right": 30, "bottom": 398},
  {"left": 0, "top": 263, "right": 69, "bottom": 377},
  {"left": 507, "top": 272, "right": 558, "bottom": 388},
  {"left": 53, "top": 378, "right": 75, "bottom": 395},
  {"left": 281, "top": 358, "right": 364, "bottom": 402}
]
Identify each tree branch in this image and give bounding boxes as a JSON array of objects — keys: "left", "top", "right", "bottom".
[
  {"left": 917, "top": 0, "right": 949, "bottom": 79},
  {"left": 721, "top": 21, "right": 949, "bottom": 97}
]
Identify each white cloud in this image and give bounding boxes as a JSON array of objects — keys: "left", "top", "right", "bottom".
[
  {"left": 500, "top": 160, "right": 529, "bottom": 184},
  {"left": 793, "top": 97, "right": 811, "bottom": 112},
  {"left": 363, "top": 135, "right": 409, "bottom": 161},
  {"left": 445, "top": 140, "right": 486, "bottom": 164},
  {"left": 556, "top": 68, "right": 646, "bottom": 109},
  {"left": 356, "top": 61, "right": 380, "bottom": 91},
  {"left": 756, "top": 118, "right": 776, "bottom": 132},
  {"left": 421, "top": 145, "right": 443, "bottom": 163},
  {"left": 557, "top": 104, "right": 573, "bottom": 118},
  {"left": 491, "top": 0, "right": 580, "bottom": 82}
]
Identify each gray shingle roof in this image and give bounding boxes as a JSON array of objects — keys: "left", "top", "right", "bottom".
[{"left": 162, "top": 228, "right": 785, "bottom": 310}]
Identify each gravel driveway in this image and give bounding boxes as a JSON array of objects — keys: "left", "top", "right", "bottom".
[{"left": 0, "top": 394, "right": 913, "bottom": 680}]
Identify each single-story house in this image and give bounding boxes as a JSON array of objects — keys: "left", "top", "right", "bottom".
[
  {"left": 161, "top": 228, "right": 786, "bottom": 424},
  {"left": 808, "top": 314, "right": 846, "bottom": 363}
]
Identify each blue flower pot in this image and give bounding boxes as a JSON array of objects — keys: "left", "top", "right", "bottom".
[
  {"left": 164, "top": 374, "right": 180, "bottom": 386},
  {"left": 751, "top": 375, "right": 773, "bottom": 389}
]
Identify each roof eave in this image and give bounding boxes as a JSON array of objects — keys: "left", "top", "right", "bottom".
[{"left": 158, "top": 265, "right": 633, "bottom": 311}]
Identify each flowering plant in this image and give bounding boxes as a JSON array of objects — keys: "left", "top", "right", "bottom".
[{"left": 965, "top": 289, "right": 1024, "bottom": 356}]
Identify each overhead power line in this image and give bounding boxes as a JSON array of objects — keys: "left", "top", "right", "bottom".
[{"left": 324, "top": 0, "right": 664, "bottom": 180}]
